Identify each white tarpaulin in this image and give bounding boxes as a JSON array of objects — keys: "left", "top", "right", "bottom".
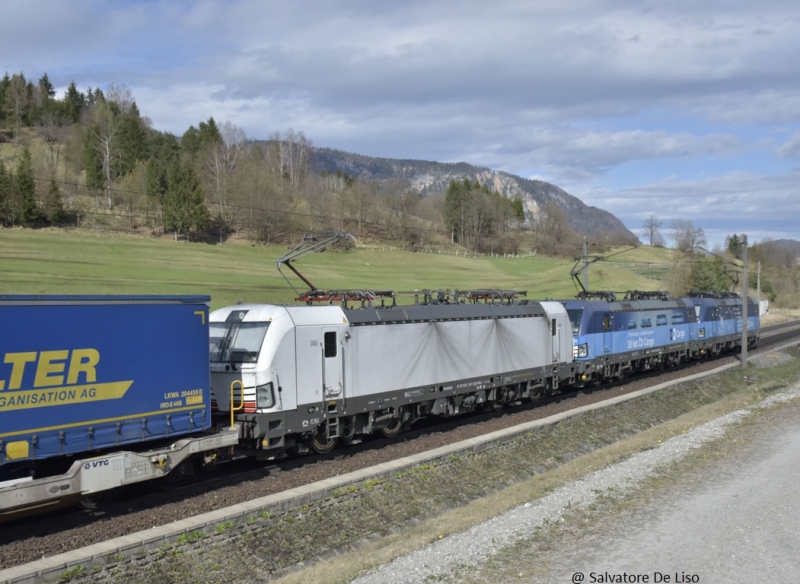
[{"left": 347, "top": 316, "right": 551, "bottom": 397}]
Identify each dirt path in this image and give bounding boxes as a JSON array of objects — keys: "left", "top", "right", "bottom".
[{"left": 542, "top": 405, "right": 800, "bottom": 584}]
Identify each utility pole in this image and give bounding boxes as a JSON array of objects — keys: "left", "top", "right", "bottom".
[
  {"left": 741, "top": 235, "right": 748, "bottom": 369},
  {"left": 583, "top": 236, "right": 589, "bottom": 292},
  {"left": 757, "top": 261, "right": 761, "bottom": 311}
]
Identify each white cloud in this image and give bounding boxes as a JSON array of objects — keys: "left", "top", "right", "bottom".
[
  {"left": 578, "top": 171, "right": 800, "bottom": 246},
  {"left": 776, "top": 130, "right": 800, "bottom": 159},
  {"left": 527, "top": 128, "right": 740, "bottom": 173},
  {"left": 4, "top": 0, "right": 800, "bottom": 243}
]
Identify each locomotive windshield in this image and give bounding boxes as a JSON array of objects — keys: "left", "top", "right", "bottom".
[
  {"left": 566, "top": 309, "right": 583, "bottom": 335},
  {"left": 209, "top": 321, "right": 269, "bottom": 363}
]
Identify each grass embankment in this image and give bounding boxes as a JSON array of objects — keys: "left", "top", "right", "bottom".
[
  {"left": 0, "top": 228, "right": 671, "bottom": 309},
  {"left": 77, "top": 348, "right": 800, "bottom": 584}
]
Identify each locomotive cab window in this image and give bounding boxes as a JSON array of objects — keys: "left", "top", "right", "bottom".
[
  {"left": 603, "top": 315, "right": 612, "bottom": 331},
  {"left": 210, "top": 321, "right": 269, "bottom": 363},
  {"left": 324, "top": 331, "right": 338, "bottom": 358},
  {"left": 567, "top": 309, "right": 584, "bottom": 334}
]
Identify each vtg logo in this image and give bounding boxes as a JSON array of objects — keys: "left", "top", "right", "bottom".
[{"left": 83, "top": 459, "right": 110, "bottom": 471}]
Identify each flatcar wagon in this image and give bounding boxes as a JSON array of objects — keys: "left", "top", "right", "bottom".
[{"left": 0, "top": 296, "right": 239, "bottom": 516}]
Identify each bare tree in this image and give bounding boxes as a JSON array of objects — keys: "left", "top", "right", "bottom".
[
  {"left": 643, "top": 214, "right": 664, "bottom": 247},
  {"left": 89, "top": 103, "right": 118, "bottom": 208},
  {"left": 36, "top": 111, "right": 69, "bottom": 178},
  {"left": 265, "top": 129, "right": 312, "bottom": 191},
  {"left": 671, "top": 218, "right": 706, "bottom": 253},
  {"left": 105, "top": 83, "right": 135, "bottom": 115},
  {"left": 5, "top": 73, "right": 29, "bottom": 140},
  {"left": 288, "top": 130, "right": 311, "bottom": 189},
  {"left": 534, "top": 200, "right": 576, "bottom": 255},
  {"left": 266, "top": 130, "right": 289, "bottom": 190},
  {"left": 385, "top": 185, "right": 418, "bottom": 244},
  {"left": 205, "top": 121, "right": 246, "bottom": 240}
]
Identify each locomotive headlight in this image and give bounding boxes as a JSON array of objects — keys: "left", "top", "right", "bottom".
[
  {"left": 577, "top": 343, "right": 589, "bottom": 358},
  {"left": 256, "top": 383, "right": 274, "bottom": 409}
]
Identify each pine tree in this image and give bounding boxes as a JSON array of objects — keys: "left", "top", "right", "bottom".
[
  {"left": 38, "top": 73, "right": 55, "bottom": 99},
  {"left": 32, "top": 73, "right": 57, "bottom": 122},
  {"left": 149, "top": 130, "right": 181, "bottom": 161},
  {"left": 181, "top": 126, "right": 201, "bottom": 157},
  {"left": 83, "top": 123, "right": 105, "bottom": 192},
  {"left": 164, "top": 159, "right": 209, "bottom": 238},
  {"left": 198, "top": 117, "right": 222, "bottom": 148},
  {"left": 145, "top": 159, "right": 168, "bottom": 204},
  {"left": 42, "top": 179, "right": 66, "bottom": 225},
  {"left": 15, "top": 146, "right": 40, "bottom": 225},
  {"left": 0, "top": 161, "right": 10, "bottom": 224},
  {"left": 726, "top": 234, "right": 744, "bottom": 259},
  {"left": 64, "top": 81, "right": 85, "bottom": 123},
  {"left": 0, "top": 73, "right": 9, "bottom": 125},
  {"left": 510, "top": 197, "right": 525, "bottom": 230},
  {"left": 116, "top": 109, "right": 148, "bottom": 176},
  {"left": 5, "top": 73, "right": 30, "bottom": 138},
  {"left": 689, "top": 255, "right": 730, "bottom": 292}
]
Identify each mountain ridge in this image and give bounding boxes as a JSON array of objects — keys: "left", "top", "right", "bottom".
[{"left": 311, "top": 147, "right": 638, "bottom": 242}]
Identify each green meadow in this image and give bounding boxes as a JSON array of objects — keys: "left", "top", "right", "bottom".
[{"left": 0, "top": 228, "right": 670, "bottom": 310}]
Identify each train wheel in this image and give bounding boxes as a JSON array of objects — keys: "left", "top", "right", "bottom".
[
  {"left": 381, "top": 417, "right": 403, "bottom": 438},
  {"left": 310, "top": 428, "right": 338, "bottom": 454}
]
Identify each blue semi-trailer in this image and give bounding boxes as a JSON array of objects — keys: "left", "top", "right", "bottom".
[{"left": 0, "top": 296, "right": 239, "bottom": 516}]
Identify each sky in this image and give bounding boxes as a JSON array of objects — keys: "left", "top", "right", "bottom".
[{"left": 3, "top": 0, "right": 799, "bottom": 248}]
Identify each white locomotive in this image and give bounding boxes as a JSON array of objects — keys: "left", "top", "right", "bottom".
[{"left": 209, "top": 300, "right": 573, "bottom": 456}]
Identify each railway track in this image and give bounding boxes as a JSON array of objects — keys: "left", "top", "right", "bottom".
[{"left": 1, "top": 321, "right": 798, "bottom": 574}]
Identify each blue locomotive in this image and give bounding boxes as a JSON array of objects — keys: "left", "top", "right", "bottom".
[
  {"left": 563, "top": 291, "right": 759, "bottom": 384},
  {"left": 690, "top": 292, "right": 760, "bottom": 355}
]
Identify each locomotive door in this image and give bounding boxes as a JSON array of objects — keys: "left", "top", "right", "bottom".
[
  {"left": 551, "top": 317, "right": 561, "bottom": 363},
  {"left": 603, "top": 314, "right": 614, "bottom": 353},
  {"left": 322, "top": 329, "right": 343, "bottom": 399}
]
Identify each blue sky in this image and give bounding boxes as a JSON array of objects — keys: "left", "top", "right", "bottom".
[{"left": 3, "top": 0, "right": 799, "bottom": 247}]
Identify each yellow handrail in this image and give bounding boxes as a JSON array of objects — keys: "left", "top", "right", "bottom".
[{"left": 229, "top": 379, "right": 245, "bottom": 429}]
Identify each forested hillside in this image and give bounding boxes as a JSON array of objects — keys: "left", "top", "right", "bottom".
[
  {"left": 0, "top": 71, "right": 641, "bottom": 257},
  {"left": 1, "top": 73, "right": 797, "bottom": 305}
]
